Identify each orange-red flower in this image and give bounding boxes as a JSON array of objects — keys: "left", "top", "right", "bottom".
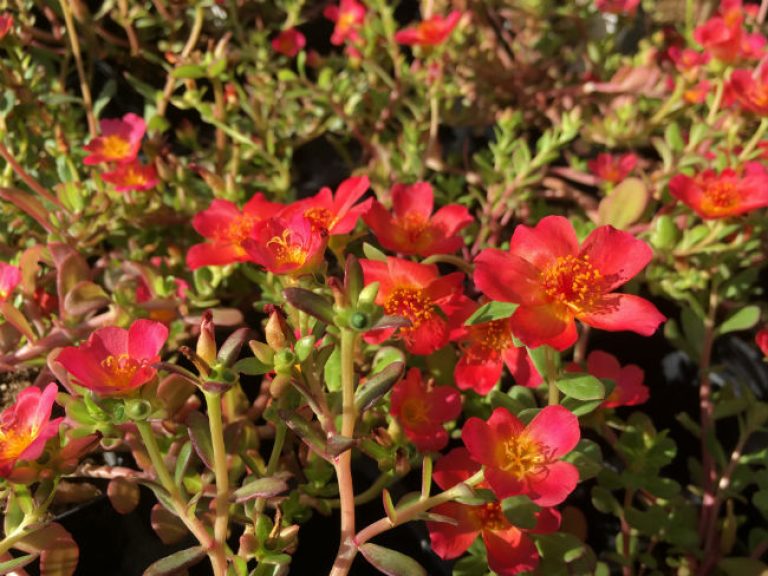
[
  {"left": 474, "top": 216, "right": 665, "bottom": 351},
  {"left": 462, "top": 406, "right": 580, "bottom": 505},
  {"left": 729, "top": 61, "right": 768, "bottom": 115},
  {"left": 244, "top": 214, "right": 328, "bottom": 276},
  {"left": 272, "top": 28, "right": 306, "bottom": 57},
  {"left": 280, "top": 176, "right": 371, "bottom": 235},
  {"left": 390, "top": 368, "right": 461, "bottom": 451},
  {"left": 324, "top": 0, "right": 366, "bottom": 46},
  {"left": 0, "top": 12, "right": 13, "bottom": 39},
  {"left": 427, "top": 448, "right": 560, "bottom": 575},
  {"left": 567, "top": 350, "right": 648, "bottom": 409},
  {"left": 83, "top": 113, "right": 146, "bottom": 165},
  {"left": 394, "top": 11, "right": 462, "bottom": 46},
  {"left": 588, "top": 153, "right": 637, "bottom": 184},
  {"left": 757, "top": 328, "right": 768, "bottom": 357},
  {"left": 101, "top": 160, "right": 159, "bottom": 192},
  {"left": 449, "top": 298, "right": 541, "bottom": 394},
  {"left": 56, "top": 320, "right": 169, "bottom": 397},
  {"left": 694, "top": 0, "right": 765, "bottom": 63},
  {"left": 360, "top": 257, "right": 463, "bottom": 355},
  {"left": 364, "top": 182, "right": 472, "bottom": 256},
  {"left": 0, "top": 383, "right": 63, "bottom": 478},
  {"left": 0, "top": 262, "right": 20, "bottom": 303},
  {"left": 186, "top": 194, "right": 283, "bottom": 269},
  {"left": 668, "top": 47, "right": 710, "bottom": 75},
  {"left": 669, "top": 162, "right": 768, "bottom": 219}
]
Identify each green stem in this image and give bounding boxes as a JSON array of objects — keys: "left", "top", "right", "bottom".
[
  {"left": 255, "top": 421, "right": 287, "bottom": 515},
  {"left": 135, "top": 421, "right": 221, "bottom": 576},
  {"left": 329, "top": 329, "right": 359, "bottom": 576},
  {"left": 545, "top": 347, "right": 559, "bottom": 405},
  {"left": 204, "top": 391, "right": 230, "bottom": 576},
  {"left": 738, "top": 118, "right": 768, "bottom": 161}
]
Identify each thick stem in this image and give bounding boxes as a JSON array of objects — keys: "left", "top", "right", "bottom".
[
  {"left": 204, "top": 391, "right": 231, "bottom": 576},
  {"left": 329, "top": 329, "right": 358, "bottom": 576},
  {"left": 135, "top": 421, "right": 221, "bottom": 576}
]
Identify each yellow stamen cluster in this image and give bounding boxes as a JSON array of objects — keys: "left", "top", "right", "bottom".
[
  {"left": 702, "top": 180, "right": 740, "bottom": 215},
  {"left": 401, "top": 397, "right": 429, "bottom": 427},
  {"left": 224, "top": 215, "right": 256, "bottom": 249},
  {"left": 99, "top": 135, "right": 131, "bottom": 160},
  {"left": 304, "top": 207, "right": 333, "bottom": 230},
  {"left": 467, "top": 319, "right": 512, "bottom": 359},
  {"left": 498, "top": 434, "right": 548, "bottom": 479},
  {"left": 267, "top": 230, "right": 307, "bottom": 267},
  {"left": 384, "top": 286, "right": 433, "bottom": 330},
  {"left": 541, "top": 255, "right": 603, "bottom": 312},
  {"left": 477, "top": 502, "right": 507, "bottom": 531},
  {"left": 101, "top": 354, "right": 141, "bottom": 388},
  {"left": 0, "top": 427, "right": 35, "bottom": 460}
]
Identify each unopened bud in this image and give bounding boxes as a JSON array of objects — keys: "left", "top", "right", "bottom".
[
  {"left": 273, "top": 350, "right": 296, "bottom": 375},
  {"left": 196, "top": 311, "right": 217, "bottom": 367},
  {"left": 269, "top": 374, "right": 292, "bottom": 398},
  {"left": 125, "top": 399, "right": 152, "bottom": 421},
  {"left": 249, "top": 340, "right": 275, "bottom": 365},
  {"left": 265, "top": 309, "right": 290, "bottom": 351},
  {"left": 358, "top": 282, "right": 379, "bottom": 306}
]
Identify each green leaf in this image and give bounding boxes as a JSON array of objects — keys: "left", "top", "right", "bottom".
[
  {"left": 501, "top": 495, "right": 540, "bottom": 529},
  {"left": 555, "top": 373, "right": 605, "bottom": 401},
  {"left": 0, "top": 553, "right": 38, "bottom": 573},
  {"left": 324, "top": 347, "right": 342, "bottom": 392},
  {"left": 464, "top": 301, "right": 519, "bottom": 326},
  {"left": 171, "top": 64, "right": 207, "bottom": 79},
  {"left": 358, "top": 543, "right": 427, "bottom": 576},
  {"left": 186, "top": 412, "right": 214, "bottom": 470},
  {"left": 283, "top": 287, "right": 335, "bottom": 325},
  {"left": 598, "top": 177, "right": 649, "bottom": 230},
  {"left": 719, "top": 558, "right": 768, "bottom": 576},
  {"left": 232, "top": 357, "right": 272, "bottom": 376},
  {"left": 362, "top": 242, "right": 388, "bottom": 262},
  {"left": 716, "top": 305, "right": 761, "bottom": 336},
  {"left": 355, "top": 361, "right": 405, "bottom": 412},
  {"left": 143, "top": 546, "right": 206, "bottom": 576},
  {"left": 232, "top": 474, "right": 290, "bottom": 503}
]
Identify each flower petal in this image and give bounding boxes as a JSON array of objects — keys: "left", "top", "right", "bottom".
[
  {"left": 525, "top": 405, "right": 580, "bottom": 458},
  {"left": 510, "top": 304, "right": 575, "bottom": 350},
  {"left": 508, "top": 216, "right": 579, "bottom": 269},
  {"left": 580, "top": 293, "right": 666, "bottom": 336},
  {"left": 128, "top": 319, "right": 169, "bottom": 360},
  {"left": 474, "top": 249, "right": 547, "bottom": 306},
  {"left": 527, "top": 460, "right": 579, "bottom": 506},
  {"left": 483, "top": 527, "right": 539, "bottom": 576},
  {"left": 579, "top": 226, "right": 653, "bottom": 291},
  {"left": 427, "top": 502, "right": 481, "bottom": 560}
]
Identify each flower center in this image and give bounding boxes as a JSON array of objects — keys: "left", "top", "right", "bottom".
[
  {"left": 222, "top": 215, "right": 256, "bottom": 253},
  {"left": 338, "top": 11, "right": 356, "bottom": 33},
  {"left": 384, "top": 286, "right": 433, "bottom": 330},
  {"left": 468, "top": 319, "right": 512, "bottom": 355},
  {"left": 267, "top": 230, "right": 308, "bottom": 267},
  {"left": 702, "top": 180, "right": 740, "bottom": 215},
  {"left": 304, "top": 207, "right": 333, "bottom": 230},
  {"left": 498, "top": 434, "right": 548, "bottom": 479},
  {"left": 100, "top": 135, "right": 132, "bottom": 160},
  {"left": 541, "top": 255, "right": 603, "bottom": 312},
  {"left": 400, "top": 397, "right": 429, "bottom": 428},
  {"left": 477, "top": 502, "right": 508, "bottom": 532},
  {"left": 0, "top": 426, "right": 36, "bottom": 461},
  {"left": 101, "top": 354, "right": 142, "bottom": 388},
  {"left": 0, "top": 288, "right": 8, "bottom": 301}
]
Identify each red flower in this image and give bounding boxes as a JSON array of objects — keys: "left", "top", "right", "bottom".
[
  {"left": 0, "top": 383, "right": 62, "bottom": 478},
  {"left": 56, "top": 320, "right": 169, "bottom": 397},
  {"left": 683, "top": 80, "right": 712, "bottom": 104},
  {"left": 587, "top": 153, "right": 637, "bottom": 184},
  {"left": 449, "top": 298, "right": 541, "bottom": 394},
  {"left": 757, "top": 328, "right": 768, "bottom": 357},
  {"left": 729, "top": 62, "right": 768, "bottom": 115},
  {"left": 360, "top": 257, "right": 463, "bottom": 355},
  {"left": 83, "top": 113, "right": 146, "bottom": 165},
  {"left": 427, "top": 448, "right": 560, "bottom": 575},
  {"left": 272, "top": 28, "right": 306, "bottom": 57},
  {"left": 694, "top": 0, "right": 765, "bottom": 63},
  {"left": 324, "top": 0, "right": 366, "bottom": 46},
  {"left": 101, "top": 160, "right": 159, "bottom": 192},
  {"left": 363, "top": 182, "right": 472, "bottom": 256},
  {"left": 474, "top": 216, "right": 665, "bottom": 351},
  {"left": 186, "top": 194, "right": 283, "bottom": 269},
  {"left": 280, "top": 176, "right": 371, "bottom": 235},
  {"left": 244, "top": 214, "right": 328, "bottom": 276},
  {"left": 595, "top": 0, "right": 640, "bottom": 15},
  {"left": 668, "top": 47, "right": 710, "bottom": 75},
  {"left": 567, "top": 350, "right": 648, "bottom": 408},
  {"left": 0, "top": 12, "right": 13, "bottom": 39},
  {"left": 390, "top": 368, "right": 461, "bottom": 451},
  {"left": 0, "top": 262, "right": 21, "bottom": 303},
  {"left": 462, "top": 406, "right": 580, "bottom": 505},
  {"left": 394, "top": 11, "right": 462, "bottom": 46},
  {"left": 669, "top": 163, "right": 768, "bottom": 219}
]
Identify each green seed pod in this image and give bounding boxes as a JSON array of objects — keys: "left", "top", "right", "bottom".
[
  {"left": 349, "top": 311, "right": 370, "bottom": 331},
  {"left": 651, "top": 215, "right": 679, "bottom": 250},
  {"left": 125, "top": 399, "right": 152, "bottom": 421}
]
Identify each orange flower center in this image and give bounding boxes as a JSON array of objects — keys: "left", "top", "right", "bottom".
[
  {"left": 304, "top": 207, "right": 333, "bottom": 230},
  {"left": 400, "top": 396, "right": 429, "bottom": 427},
  {"left": 266, "top": 230, "right": 308, "bottom": 267},
  {"left": 477, "top": 502, "right": 508, "bottom": 531},
  {"left": 100, "top": 135, "right": 132, "bottom": 161},
  {"left": 338, "top": 11, "right": 356, "bottom": 33},
  {"left": 497, "top": 433, "right": 548, "bottom": 478},
  {"left": 0, "top": 426, "right": 36, "bottom": 461},
  {"left": 384, "top": 286, "right": 433, "bottom": 330},
  {"left": 101, "top": 354, "right": 142, "bottom": 389},
  {"left": 222, "top": 215, "right": 256, "bottom": 254},
  {"left": 470, "top": 319, "right": 512, "bottom": 353},
  {"left": 702, "top": 180, "right": 740, "bottom": 215},
  {"left": 541, "top": 255, "right": 603, "bottom": 312},
  {"left": 120, "top": 165, "right": 149, "bottom": 187},
  {"left": 396, "top": 213, "right": 431, "bottom": 239},
  {"left": 0, "top": 288, "right": 8, "bottom": 301}
]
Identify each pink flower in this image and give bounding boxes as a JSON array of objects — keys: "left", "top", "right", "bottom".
[
  {"left": 694, "top": 0, "right": 766, "bottom": 63},
  {"left": 364, "top": 181, "right": 472, "bottom": 256},
  {"left": 427, "top": 448, "right": 560, "bottom": 575},
  {"left": 83, "top": 113, "right": 146, "bottom": 165},
  {"left": 595, "top": 0, "right": 640, "bottom": 15},
  {"left": 0, "top": 12, "right": 13, "bottom": 40},
  {"left": 272, "top": 28, "right": 307, "bottom": 57},
  {"left": 279, "top": 176, "right": 371, "bottom": 235},
  {"left": 243, "top": 215, "right": 328, "bottom": 276},
  {"left": 462, "top": 406, "right": 581, "bottom": 506},
  {"left": 394, "top": 11, "right": 462, "bottom": 46},
  {"left": 588, "top": 153, "right": 638, "bottom": 184},
  {"left": 0, "top": 262, "right": 21, "bottom": 303},
  {"left": 390, "top": 368, "right": 461, "bottom": 451},
  {"left": 101, "top": 160, "right": 159, "bottom": 192},
  {"left": 56, "top": 320, "right": 169, "bottom": 397},
  {"left": 668, "top": 47, "right": 710, "bottom": 74},
  {"left": 729, "top": 61, "right": 768, "bottom": 116},
  {"left": 324, "top": 0, "right": 366, "bottom": 46},
  {"left": 0, "top": 383, "right": 63, "bottom": 478}
]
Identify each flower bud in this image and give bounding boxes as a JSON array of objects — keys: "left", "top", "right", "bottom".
[
  {"left": 125, "top": 399, "right": 152, "bottom": 421},
  {"left": 249, "top": 340, "right": 275, "bottom": 365},
  {"left": 273, "top": 350, "right": 296, "bottom": 375},
  {"left": 196, "top": 311, "right": 217, "bottom": 367},
  {"left": 265, "top": 308, "right": 290, "bottom": 351},
  {"left": 357, "top": 281, "right": 379, "bottom": 306},
  {"left": 269, "top": 374, "right": 292, "bottom": 398}
]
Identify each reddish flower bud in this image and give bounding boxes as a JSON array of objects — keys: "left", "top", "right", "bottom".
[{"left": 0, "top": 262, "right": 21, "bottom": 303}]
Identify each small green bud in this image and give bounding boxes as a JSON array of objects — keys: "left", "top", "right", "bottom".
[
  {"left": 357, "top": 281, "right": 380, "bottom": 306},
  {"left": 273, "top": 350, "right": 296, "bottom": 374},
  {"left": 125, "top": 399, "right": 152, "bottom": 421},
  {"left": 651, "top": 215, "right": 679, "bottom": 250},
  {"left": 350, "top": 311, "right": 369, "bottom": 331}
]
